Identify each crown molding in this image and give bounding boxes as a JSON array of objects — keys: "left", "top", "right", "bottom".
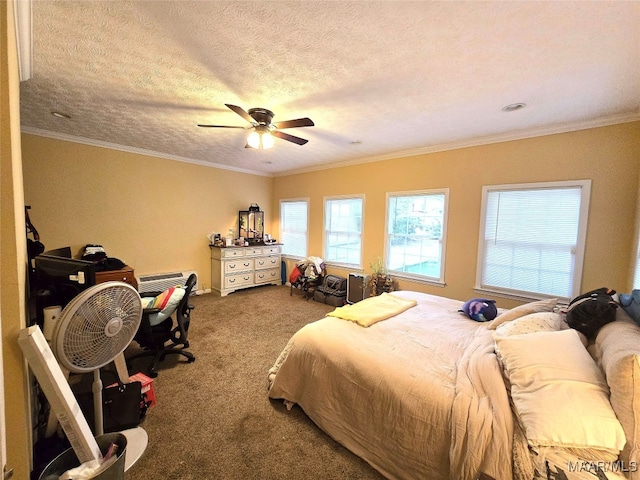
[
  {"left": 275, "top": 111, "right": 640, "bottom": 177},
  {"left": 13, "top": 0, "right": 33, "bottom": 81},
  {"left": 20, "top": 127, "right": 273, "bottom": 177},
  {"left": 21, "top": 110, "right": 639, "bottom": 179}
]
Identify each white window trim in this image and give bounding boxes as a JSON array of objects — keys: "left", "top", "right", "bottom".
[
  {"left": 323, "top": 194, "right": 365, "bottom": 269},
  {"left": 632, "top": 191, "right": 640, "bottom": 289},
  {"left": 384, "top": 189, "right": 449, "bottom": 287},
  {"left": 279, "top": 197, "right": 309, "bottom": 261},
  {"left": 475, "top": 179, "right": 591, "bottom": 301}
]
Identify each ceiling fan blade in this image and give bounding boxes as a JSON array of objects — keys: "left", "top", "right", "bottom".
[
  {"left": 273, "top": 118, "right": 315, "bottom": 129},
  {"left": 197, "top": 124, "right": 246, "bottom": 128},
  {"left": 225, "top": 104, "right": 255, "bottom": 124},
  {"left": 272, "top": 130, "right": 309, "bottom": 145}
]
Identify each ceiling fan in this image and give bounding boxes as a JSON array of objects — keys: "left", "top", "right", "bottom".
[{"left": 198, "top": 104, "right": 314, "bottom": 149}]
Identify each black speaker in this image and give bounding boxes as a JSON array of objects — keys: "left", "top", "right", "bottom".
[{"left": 347, "top": 273, "right": 370, "bottom": 304}]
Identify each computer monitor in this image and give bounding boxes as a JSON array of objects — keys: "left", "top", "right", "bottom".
[
  {"left": 34, "top": 254, "right": 97, "bottom": 309},
  {"left": 44, "top": 246, "right": 72, "bottom": 258}
]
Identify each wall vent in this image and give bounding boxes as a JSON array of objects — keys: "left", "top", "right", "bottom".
[{"left": 136, "top": 270, "right": 198, "bottom": 295}]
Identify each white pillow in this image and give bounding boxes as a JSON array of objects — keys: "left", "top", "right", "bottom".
[
  {"left": 488, "top": 298, "right": 558, "bottom": 330},
  {"left": 495, "top": 312, "right": 563, "bottom": 336},
  {"left": 495, "top": 329, "right": 626, "bottom": 453}
]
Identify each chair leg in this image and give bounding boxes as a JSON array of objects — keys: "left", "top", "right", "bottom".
[{"left": 129, "top": 346, "right": 196, "bottom": 378}]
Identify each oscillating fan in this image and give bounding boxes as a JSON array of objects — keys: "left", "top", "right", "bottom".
[{"left": 50, "top": 281, "right": 146, "bottom": 466}]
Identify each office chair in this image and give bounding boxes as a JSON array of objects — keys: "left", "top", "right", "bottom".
[{"left": 128, "top": 273, "right": 197, "bottom": 377}]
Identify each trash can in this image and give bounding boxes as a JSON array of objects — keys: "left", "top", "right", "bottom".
[{"left": 38, "top": 433, "right": 127, "bottom": 480}]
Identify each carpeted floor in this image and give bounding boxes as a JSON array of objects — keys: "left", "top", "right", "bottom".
[{"left": 124, "top": 285, "right": 385, "bottom": 480}]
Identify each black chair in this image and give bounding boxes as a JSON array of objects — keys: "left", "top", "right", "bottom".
[{"left": 128, "top": 273, "right": 197, "bottom": 377}]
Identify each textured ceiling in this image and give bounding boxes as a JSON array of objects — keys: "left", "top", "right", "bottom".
[{"left": 19, "top": 1, "right": 640, "bottom": 176}]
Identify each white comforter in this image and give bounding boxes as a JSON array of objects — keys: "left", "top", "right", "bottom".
[{"left": 268, "top": 291, "right": 514, "bottom": 480}]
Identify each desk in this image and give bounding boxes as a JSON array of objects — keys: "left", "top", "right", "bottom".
[{"left": 95, "top": 265, "right": 138, "bottom": 290}]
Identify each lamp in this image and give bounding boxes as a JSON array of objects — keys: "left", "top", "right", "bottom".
[{"left": 247, "top": 126, "right": 274, "bottom": 150}]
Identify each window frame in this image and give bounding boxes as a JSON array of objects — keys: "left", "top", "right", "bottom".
[
  {"left": 384, "top": 189, "right": 449, "bottom": 287},
  {"left": 475, "top": 179, "right": 591, "bottom": 302},
  {"left": 323, "top": 194, "right": 365, "bottom": 269},
  {"left": 633, "top": 219, "right": 640, "bottom": 289},
  {"left": 279, "top": 198, "right": 309, "bottom": 260}
]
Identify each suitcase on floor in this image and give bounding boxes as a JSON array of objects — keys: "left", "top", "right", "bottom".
[{"left": 313, "top": 275, "right": 347, "bottom": 306}]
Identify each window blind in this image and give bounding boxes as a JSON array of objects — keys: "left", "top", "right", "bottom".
[
  {"left": 478, "top": 182, "right": 589, "bottom": 300},
  {"left": 280, "top": 200, "right": 308, "bottom": 258},
  {"left": 324, "top": 197, "right": 363, "bottom": 266}
]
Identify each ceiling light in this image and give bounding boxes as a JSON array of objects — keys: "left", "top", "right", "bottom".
[
  {"left": 261, "top": 132, "right": 274, "bottom": 149},
  {"left": 247, "top": 128, "right": 274, "bottom": 150},
  {"left": 502, "top": 103, "right": 526, "bottom": 112},
  {"left": 247, "top": 131, "right": 261, "bottom": 149},
  {"left": 51, "top": 111, "right": 71, "bottom": 119}
]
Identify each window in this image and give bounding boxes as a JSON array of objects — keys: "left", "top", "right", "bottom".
[
  {"left": 385, "top": 190, "right": 448, "bottom": 284},
  {"left": 476, "top": 180, "right": 591, "bottom": 301},
  {"left": 280, "top": 199, "right": 308, "bottom": 258},
  {"left": 324, "top": 196, "right": 363, "bottom": 267}
]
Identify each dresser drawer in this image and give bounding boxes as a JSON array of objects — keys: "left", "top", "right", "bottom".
[
  {"left": 95, "top": 266, "right": 138, "bottom": 290},
  {"left": 255, "top": 268, "right": 280, "bottom": 284},
  {"left": 224, "top": 258, "right": 254, "bottom": 274},
  {"left": 244, "top": 247, "right": 263, "bottom": 256},
  {"left": 263, "top": 246, "right": 281, "bottom": 255},
  {"left": 254, "top": 255, "right": 280, "bottom": 270},
  {"left": 221, "top": 248, "right": 244, "bottom": 258},
  {"left": 224, "top": 272, "right": 253, "bottom": 289}
]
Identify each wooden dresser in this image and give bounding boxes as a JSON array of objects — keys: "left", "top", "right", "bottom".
[
  {"left": 95, "top": 265, "right": 138, "bottom": 290},
  {"left": 210, "top": 245, "right": 281, "bottom": 296}
]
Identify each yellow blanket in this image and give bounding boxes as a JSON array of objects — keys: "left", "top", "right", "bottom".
[{"left": 326, "top": 292, "right": 417, "bottom": 327}]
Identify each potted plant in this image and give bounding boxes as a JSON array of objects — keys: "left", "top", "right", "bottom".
[{"left": 369, "top": 257, "right": 394, "bottom": 296}]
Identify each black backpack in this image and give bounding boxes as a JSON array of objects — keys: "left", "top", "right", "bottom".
[{"left": 566, "top": 287, "right": 618, "bottom": 340}]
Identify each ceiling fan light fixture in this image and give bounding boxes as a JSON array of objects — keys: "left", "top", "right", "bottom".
[
  {"left": 200, "top": 104, "right": 312, "bottom": 148},
  {"left": 247, "top": 131, "right": 261, "bottom": 149},
  {"left": 247, "top": 130, "right": 274, "bottom": 149},
  {"left": 261, "top": 132, "right": 274, "bottom": 149}
]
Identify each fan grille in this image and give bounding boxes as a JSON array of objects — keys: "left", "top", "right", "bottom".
[{"left": 55, "top": 282, "right": 142, "bottom": 372}]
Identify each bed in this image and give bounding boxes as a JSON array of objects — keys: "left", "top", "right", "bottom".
[{"left": 268, "top": 291, "right": 640, "bottom": 480}]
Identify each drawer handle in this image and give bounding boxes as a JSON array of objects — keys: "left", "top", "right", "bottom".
[
  {"left": 229, "top": 264, "right": 235, "bottom": 269},
  {"left": 229, "top": 278, "right": 236, "bottom": 283},
  {"left": 243, "top": 262, "right": 250, "bottom": 267}
]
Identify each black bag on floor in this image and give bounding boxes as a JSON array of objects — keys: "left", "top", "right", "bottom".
[
  {"left": 75, "top": 380, "right": 150, "bottom": 433},
  {"left": 314, "top": 275, "right": 347, "bottom": 306},
  {"left": 566, "top": 287, "right": 618, "bottom": 340}
]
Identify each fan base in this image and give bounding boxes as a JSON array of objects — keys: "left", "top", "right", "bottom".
[{"left": 121, "top": 426, "right": 148, "bottom": 471}]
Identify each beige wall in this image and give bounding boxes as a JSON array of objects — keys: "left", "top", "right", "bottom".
[
  {"left": 273, "top": 122, "right": 640, "bottom": 308},
  {"left": 21, "top": 135, "right": 274, "bottom": 291},
  {"left": 2, "top": 1, "right": 33, "bottom": 478}
]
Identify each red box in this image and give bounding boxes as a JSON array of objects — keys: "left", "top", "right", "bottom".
[
  {"left": 109, "top": 372, "right": 156, "bottom": 407},
  {"left": 130, "top": 372, "right": 156, "bottom": 407}
]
